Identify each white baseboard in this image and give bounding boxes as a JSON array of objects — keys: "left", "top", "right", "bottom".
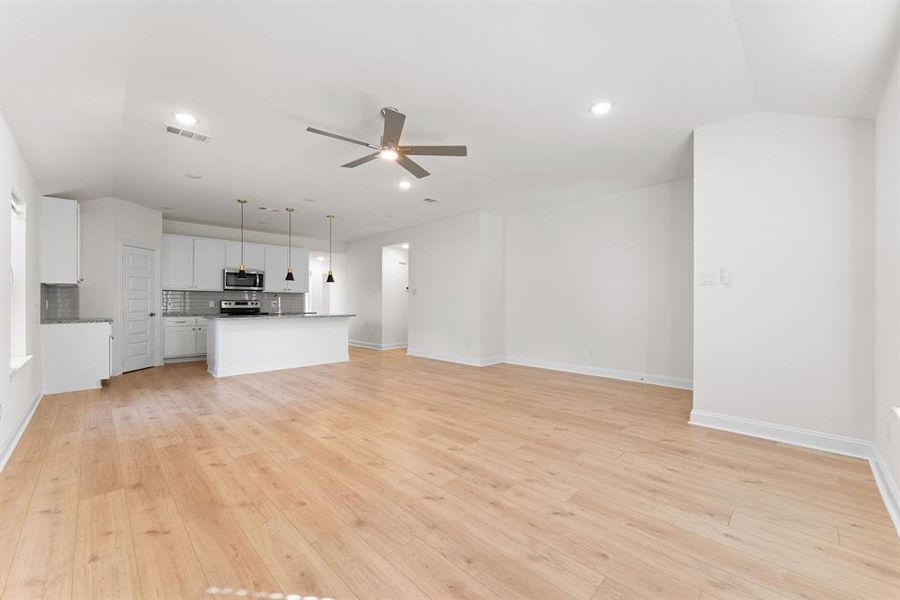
[
  {"left": 503, "top": 355, "right": 693, "bottom": 390},
  {"left": 0, "top": 391, "right": 43, "bottom": 473},
  {"left": 871, "top": 444, "right": 900, "bottom": 536},
  {"left": 407, "top": 350, "right": 501, "bottom": 367},
  {"left": 690, "top": 409, "right": 899, "bottom": 537},
  {"left": 688, "top": 409, "right": 873, "bottom": 458},
  {"left": 349, "top": 340, "right": 407, "bottom": 351}
]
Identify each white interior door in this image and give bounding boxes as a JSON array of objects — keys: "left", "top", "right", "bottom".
[{"left": 123, "top": 245, "right": 157, "bottom": 372}]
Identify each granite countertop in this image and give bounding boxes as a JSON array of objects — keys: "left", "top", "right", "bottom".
[
  {"left": 204, "top": 313, "right": 355, "bottom": 320},
  {"left": 41, "top": 317, "right": 113, "bottom": 324}
]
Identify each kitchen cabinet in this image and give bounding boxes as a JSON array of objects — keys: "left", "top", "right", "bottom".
[
  {"left": 263, "top": 245, "right": 288, "bottom": 292},
  {"left": 264, "top": 245, "right": 309, "bottom": 293},
  {"left": 225, "top": 241, "right": 265, "bottom": 271},
  {"left": 163, "top": 316, "right": 208, "bottom": 358},
  {"left": 192, "top": 238, "right": 225, "bottom": 290},
  {"left": 40, "top": 196, "right": 80, "bottom": 284},
  {"left": 41, "top": 322, "right": 111, "bottom": 393},
  {"left": 162, "top": 235, "right": 225, "bottom": 291},
  {"left": 162, "top": 234, "right": 194, "bottom": 289}
]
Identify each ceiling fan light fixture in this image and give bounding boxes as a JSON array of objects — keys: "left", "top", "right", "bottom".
[
  {"left": 590, "top": 101, "right": 613, "bottom": 116},
  {"left": 380, "top": 148, "right": 399, "bottom": 161}
]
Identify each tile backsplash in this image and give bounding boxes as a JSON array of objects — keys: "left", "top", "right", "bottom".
[
  {"left": 41, "top": 284, "right": 79, "bottom": 320},
  {"left": 162, "top": 290, "right": 307, "bottom": 315}
]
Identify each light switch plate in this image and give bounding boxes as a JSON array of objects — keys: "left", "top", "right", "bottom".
[{"left": 699, "top": 271, "right": 717, "bottom": 285}]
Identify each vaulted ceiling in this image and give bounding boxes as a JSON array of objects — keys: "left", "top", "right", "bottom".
[{"left": 2, "top": 1, "right": 898, "bottom": 240}]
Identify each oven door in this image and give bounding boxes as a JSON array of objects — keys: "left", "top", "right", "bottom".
[{"left": 223, "top": 270, "right": 264, "bottom": 290}]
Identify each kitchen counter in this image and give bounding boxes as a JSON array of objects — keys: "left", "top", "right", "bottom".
[
  {"left": 41, "top": 317, "right": 113, "bottom": 324},
  {"left": 204, "top": 313, "right": 355, "bottom": 320},
  {"left": 206, "top": 313, "right": 354, "bottom": 377}
]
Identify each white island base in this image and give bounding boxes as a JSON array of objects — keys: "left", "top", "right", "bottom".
[{"left": 206, "top": 314, "right": 354, "bottom": 378}]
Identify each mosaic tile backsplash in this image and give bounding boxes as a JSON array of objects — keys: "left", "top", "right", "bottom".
[
  {"left": 41, "top": 284, "right": 79, "bottom": 320},
  {"left": 162, "top": 290, "right": 307, "bottom": 315}
]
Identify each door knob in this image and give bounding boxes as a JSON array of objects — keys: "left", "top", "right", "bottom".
[{"left": 149, "top": 312, "right": 156, "bottom": 317}]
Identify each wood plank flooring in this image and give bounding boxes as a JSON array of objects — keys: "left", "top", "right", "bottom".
[{"left": 1, "top": 348, "right": 898, "bottom": 599}]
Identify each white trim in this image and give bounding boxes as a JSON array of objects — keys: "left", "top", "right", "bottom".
[
  {"left": 503, "top": 355, "right": 693, "bottom": 390},
  {"left": 688, "top": 409, "right": 872, "bottom": 458},
  {"left": 407, "top": 350, "right": 501, "bottom": 367},
  {"left": 9, "top": 354, "right": 32, "bottom": 376},
  {"left": 349, "top": 340, "right": 408, "bottom": 351},
  {"left": 871, "top": 443, "right": 900, "bottom": 536},
  {"left": 0, "top": 391, "right": 43, "bottom": 472}
]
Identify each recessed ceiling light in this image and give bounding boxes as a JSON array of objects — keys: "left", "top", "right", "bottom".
[
  {"left": 398, "top": 180, "right": 411, "bottom": 190},
  {"left": 589, "top": 101, "right": 613, "bottom": 116},
  {"left": 401, "top": 243, "right": 409, "bottom": 249},
  {"left": 380, "top": 148, "right": 399, "bottom": 161},
  {"left": 174, "top": 112, "right": 198, "bottom": 126}
]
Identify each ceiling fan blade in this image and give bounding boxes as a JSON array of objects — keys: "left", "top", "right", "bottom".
[
  {"left": 399, "top": 145, "right": 467, "bottom": 157},
  {"left": 381, "top": 108, "right": 406, "bottom": 147},
  {"left": 397, "top": 155, "right": 430, "bottom": 179},
  {"left": 341, "top": 152, "right": 380, "bottom": 168},
  {"left": 306, "top": 127, "right": 378, "bottom": 149}
]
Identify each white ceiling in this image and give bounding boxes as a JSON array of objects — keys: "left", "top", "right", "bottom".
[{"left": 2, "top": 1, "right": 898, "bottom": 241}]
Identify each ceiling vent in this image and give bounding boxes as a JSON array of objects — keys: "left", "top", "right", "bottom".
[
  {"left": 422, "top": 197, "right": 439, "bottom": 203},
  {"left": 163, "top": 123, "right": 211, "bottom": 143}
]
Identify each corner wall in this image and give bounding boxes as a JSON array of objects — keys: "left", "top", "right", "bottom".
[
  {"left": 0, "top": 110, "right": 43, "bottom": 469},
  {"left": 874, "top": 46, "right": 900, "bottom": 525},
  {"left": 692, "top": 112, "right": 874, "bottom": 443}
]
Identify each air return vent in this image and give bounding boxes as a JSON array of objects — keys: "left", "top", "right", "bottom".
[{"left": 163, "top": 123, "right": 211, "bottom": 142}]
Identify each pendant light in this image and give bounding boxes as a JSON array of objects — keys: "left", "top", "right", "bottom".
[
  {"left": 237, "top": 198, "right": 248, "bottom": 274},
  {"left": 285, "top": 207, "right": 295, "bottom": 281},
  {"left": 326, "top": 214, "right": 335, "bottom": 283}
]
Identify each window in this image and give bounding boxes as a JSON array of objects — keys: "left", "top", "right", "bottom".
[{"left": 10, "top": 193, "right": 27, "bottom": 368}]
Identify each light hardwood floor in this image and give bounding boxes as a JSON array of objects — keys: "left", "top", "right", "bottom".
[{"left": 1, "top": 348, "right": 898, "bottom": 599}]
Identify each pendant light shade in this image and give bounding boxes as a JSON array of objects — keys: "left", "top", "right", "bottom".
[
  {"left": 326, "top": 214, "right": 335, "bottom": 283},
  {"left": 285, "top": 207, "right": 295, "bottom": 281},
  {"left": 237, "top": 198, "right": 248, "bottom": 274}
]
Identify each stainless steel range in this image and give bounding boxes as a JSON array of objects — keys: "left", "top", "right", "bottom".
[{"left": 219, "top": 300, "right": 267, "bottom": 315}]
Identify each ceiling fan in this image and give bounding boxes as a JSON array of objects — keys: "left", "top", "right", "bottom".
[{"left": 306, "top": 107, "right": 467, "bottom": 179}]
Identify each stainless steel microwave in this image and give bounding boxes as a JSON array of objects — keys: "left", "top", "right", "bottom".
[{"left": 223, "top": 269, "right": 265, "bottom": 291}]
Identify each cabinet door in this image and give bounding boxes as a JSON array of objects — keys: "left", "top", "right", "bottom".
[
  {"left": 195, "top": 326, "right": 207, "bottom": 355},
  {"left": 40, "top": 197, "right": 79, "bottom": 284},
  {"left": 163, "top": 326, "right": 196, "bottom": 357},
  {"left": 192, "top": 238, "right": 225, "bottom": 290},
  {"left": 225, "top": 241, "right": 265, "bottom": 271},
  {"left": 284, "top": 247, "right": 309, "bottom": 293},
  {"left": 264, "top": 245, "right": 288, "bottom": 292},
  {"left": 162, "top": 234, "right": 194, "bottom": 290}
]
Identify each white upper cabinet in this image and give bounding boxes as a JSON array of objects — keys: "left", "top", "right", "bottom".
[
  {"left": 40, "top": 196, "right": 80, "bottom": 284},
  {"left": 163, "top": 235, "right": 307, "bottom": 293},
  {"left": 263, "top": 245, "right": 288, "bottom": 292},
  {"left": 285, "top": 247, "right": 309, "bottom": 293},
  {"left": 225, "top": 241, "right": 265, "bottom": 271},
  {"left": 192, "top": 237, "right": 225, "bottom": 290},
  {"left": 162, "top": 234, "right": 194, "bottom": 289}
]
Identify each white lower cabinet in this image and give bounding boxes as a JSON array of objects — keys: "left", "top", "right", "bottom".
[
  {"left": 41, "top": 322, "right": 111, "bottom": 394},
  {"left": 163, "top": 317, "right": 209, "bottom": 358}
]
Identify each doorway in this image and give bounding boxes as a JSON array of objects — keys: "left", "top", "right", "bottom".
[
  {"left": 381, "top": 242, "right": 409, "bottom": 349},
  {"left": 121, "top": 244, "right": 157, "bottom": 372}
]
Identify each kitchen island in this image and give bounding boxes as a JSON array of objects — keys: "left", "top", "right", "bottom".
[{"left": 206, "top": 313, "right": 355, "bottom": 377}]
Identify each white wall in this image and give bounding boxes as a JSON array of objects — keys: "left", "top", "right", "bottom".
[
  {"left": 163, "top": 219, "right": 346, "bottom": 254},
  {"left": 80, "top": 197, "right": 163, "bottom": 376},
  {"left": 693, "top": 112, "right": 874, "bottom": 441},
  {"left": 874, "top": 48, "right": 900, "bottom": 499},
  {"left": 346, "top": 212, "right": 503, "bottom": 363},
  {"left": 308, "top": 250, "right": 348, "bottom": 315},
  {"left": 504, "top": 180, "right": 693, "bottom": 387},
  {"left": 0, "top": 110, "right": 42, "bottom": 469},
  {"left": 381, "top": 245, "right": 409, "bottom": 348}
]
